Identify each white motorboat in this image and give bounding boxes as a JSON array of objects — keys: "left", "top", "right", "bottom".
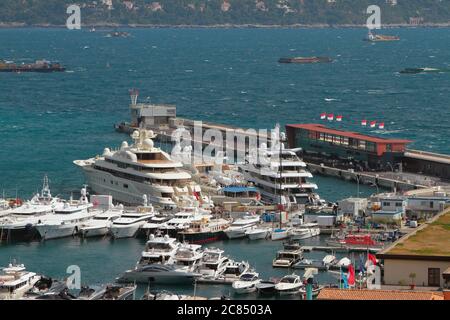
[
  {"left": 275, "top": 274, "right": 303, "bottom": 295},
  {"left": 224, "top": 214, "right": 260, "bottom": 239},
  {"left": 271, "top": 227, "right": 291, "bottom": 241},
  {"left": 110, "top": 203, "right": 156, "bottom": 239},
  {"left": 137, "top": 234, "right": 180, "bottom": 266},
  {"left": 78, "top": 207, "right": 123, "bottom": 238},
  {"left": 289, "top": 223, "right": 321, "bottom": 240},
  {"left": 173, "top": 243, "right": 204, "bottom": 271},
  {"left": 196, "top": 248, "right": 230, "bottom": 279},
  {"left": 158, "top": 207, "right": 212, "bottom": 237},
  {"left": 35, "top": 188, "right": 98, "bottom": 240},
  {"left": 0, "top": 263, "right": 41, "bottom": 300},
  {"left": 221, "top": 260, "right": 251, "bottom": 283},
  {"left": 245, "top": 226, "right": 271, "bottom": 240},
  {"left": 232, "top": 272, "right": 261, "bottom": 294}
]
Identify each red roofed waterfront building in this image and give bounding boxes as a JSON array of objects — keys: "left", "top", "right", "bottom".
[{"left": 286, "top": 124, "right": 411, "bottom": 170}]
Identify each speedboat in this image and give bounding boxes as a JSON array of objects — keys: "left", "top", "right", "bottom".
[
  {"left": 256, "top": 279, "right": 278, "bottom": 295},
  {"left": 224, "top": 214, "right": 261, "bottom": 239},
  {"left": 0, "top": 263, "right": 41, "bottom": 300},
  {"left": 289, "top": 223, "right": 320, "bottom": 240},
  {"left": 110, "top": 205, "right": 156, "bottom": 239},
  {"left": 78, "top": 207, "right": 123, "bottom": 238},
  {"left": 245, "top": 226, "right": 271, "bottom": 240},
  {"left": 232, "top": 272, "right": 261, "bottom": 294},
  {"left": 78, "top": 284, "right": 136, "bottom": 300},
  {"left": 275, "top": 274, "right": 303, "bottom": 295},
  {"left": 271, "top": 227, "right": 291, "bottom": 241}
]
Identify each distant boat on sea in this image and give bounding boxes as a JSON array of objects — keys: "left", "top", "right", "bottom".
[
  {"left": 278, "top": 56, "right": 333, "bottom": 64},
  {"left": 364, "top": 31, "right": 400, "bottom": 42},
  {"left": 399, "top": 67, "right": 447, "bottom": 74}
]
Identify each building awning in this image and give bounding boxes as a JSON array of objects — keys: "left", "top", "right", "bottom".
[{"left": 222, "top": 186, "right": 258, "bottom": 193}]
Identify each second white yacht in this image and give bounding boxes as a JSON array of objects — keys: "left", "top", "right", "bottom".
[
  {"left": 223, "top": 214, "right": 261, "bottom": 239},
  {"left": 35, "top": 187, "right": 97, "bottom": 240}
]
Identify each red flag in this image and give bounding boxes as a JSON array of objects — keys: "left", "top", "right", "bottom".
[
  {"left": 378, "top": 122, "right": 385, "bottom": 129},
  {"left": 327, "top": 114, "right": 334, "bottom": 121},
  {"left": 367, "top": 253, "right": 377, "bottom": 266},
  {"left": 361, "top": 120, "right": 367, "bottom": 126},
  {"left": 370, "top": 121, "right": 377, "bottom": 128},
  {"left": 347, "top": 264, "right": 355, "bottom": 286},
  {"left": 320, "top": 112, "right": 326, "bottom": 120},
  {"left": 336, "top": 115, "right": 343, "bottom": 122}
]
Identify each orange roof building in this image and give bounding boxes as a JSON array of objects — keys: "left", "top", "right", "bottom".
[{"left": 317, "top": 288, "right": 444, "bottom": 300}]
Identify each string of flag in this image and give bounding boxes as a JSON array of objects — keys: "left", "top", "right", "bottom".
[{"left": 320, "top": 112, "right": 385, "bottom": 130}]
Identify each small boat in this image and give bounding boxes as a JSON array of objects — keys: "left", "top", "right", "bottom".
[
  {"left": 110, "top": 205, "right": 156, "bottom": 239},
  {"left": 400, "top": 67, "right": 443, "bottom": 74},
  {"left": 245, "top": 226, "right": 271, "bottom": 240},
  {"left": 256, "top": 280, "right": 277, "bottom": 295},
  {"left": 271, "top": 227, "right": 291, "bottom": 241},
  {"left": 142, "top": 290, "right": 207, "bottom": 300},
  {"left": 289, "top": 223, "right": 320, "bottom": 240},
  {"left": 221, "top": 260, "right": 251, "bottom": 283},
  {"left": 232, "top": 272, "right": 261, "bottom": 294},
  {"left": 364, "top": 31, "right": 400, "bottom": 42},
  {"left": 224, "top": 214, "right": 261, "bottom": 239},
  {"left": 78, "top": 207, "right": 122, "bottom": 238},
  {"left": 294, "top": 258, "right": 329, "bottom": 271},
  {"left": 278, "top": 56, "right": 333, "bottom": 64},
  {"left": 275, "top": 274, "right": 303, "bottom": 295}
]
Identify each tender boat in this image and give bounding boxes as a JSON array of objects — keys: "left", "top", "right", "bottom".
[
  {"left": 271, "top": 228, "right": 291, "bottom": 241},
  {"left": 0, "top": 263, "right": 41, "bottom": 300},
  {"left": 278, "top": 56, "right": 333, "bottom": 64},
  {"left": 232, "top": 272, "right": 261, "bottom": 294},
  {"left": 245, "top": 226, "right": 271, "bottom": 240},
  {"left": 289, "top": 223, "right": 320, "bottom": 240},
  {"left": 110, "top": 202, "right": 156, "bottom": 239},
  {"left": 275, "top": 274, "right": 303, "bottom": 295},
  {"left": 364, "top": 31, "right": 400, "bottom": 42},
  {"left": 224, "top": 214, "right": 261, "bottom": 239}
]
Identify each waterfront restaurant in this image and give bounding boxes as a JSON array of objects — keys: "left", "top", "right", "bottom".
[
  {"left": 285, "top": 124, "right": 411, "bottom": 170},
  {"left": 377, "top": 207, "right": 450, "bottom": 288}
]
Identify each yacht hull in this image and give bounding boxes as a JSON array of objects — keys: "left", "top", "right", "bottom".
[
  {"left": 36, "top": 224, "right": 77, "bottom": 240},
  {"left": 177, "top": 231, "right": 225, "bottom": 244},
  {"left": 110, "top": 223, "right": 144, "bottom": 239},
  {"left": 79, "top": 226, "right": 110, "bottom": 238},
  {"left": 118, "top": 270, "right": 199, "bottom": 285},
  {"left": 0, "top": 226, "right": 39, "bottom": 242}
]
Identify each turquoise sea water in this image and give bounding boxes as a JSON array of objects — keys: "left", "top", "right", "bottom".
[{"left": 0, "top": 28, "right": 449, "bottom": 298}]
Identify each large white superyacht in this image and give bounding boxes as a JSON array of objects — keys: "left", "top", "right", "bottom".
[
  {"left": 74, "top": 129, "right": 210, "bottom": 209},
  {"left": 239, "top": 142, "right": 319, "bottom": 208}
]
